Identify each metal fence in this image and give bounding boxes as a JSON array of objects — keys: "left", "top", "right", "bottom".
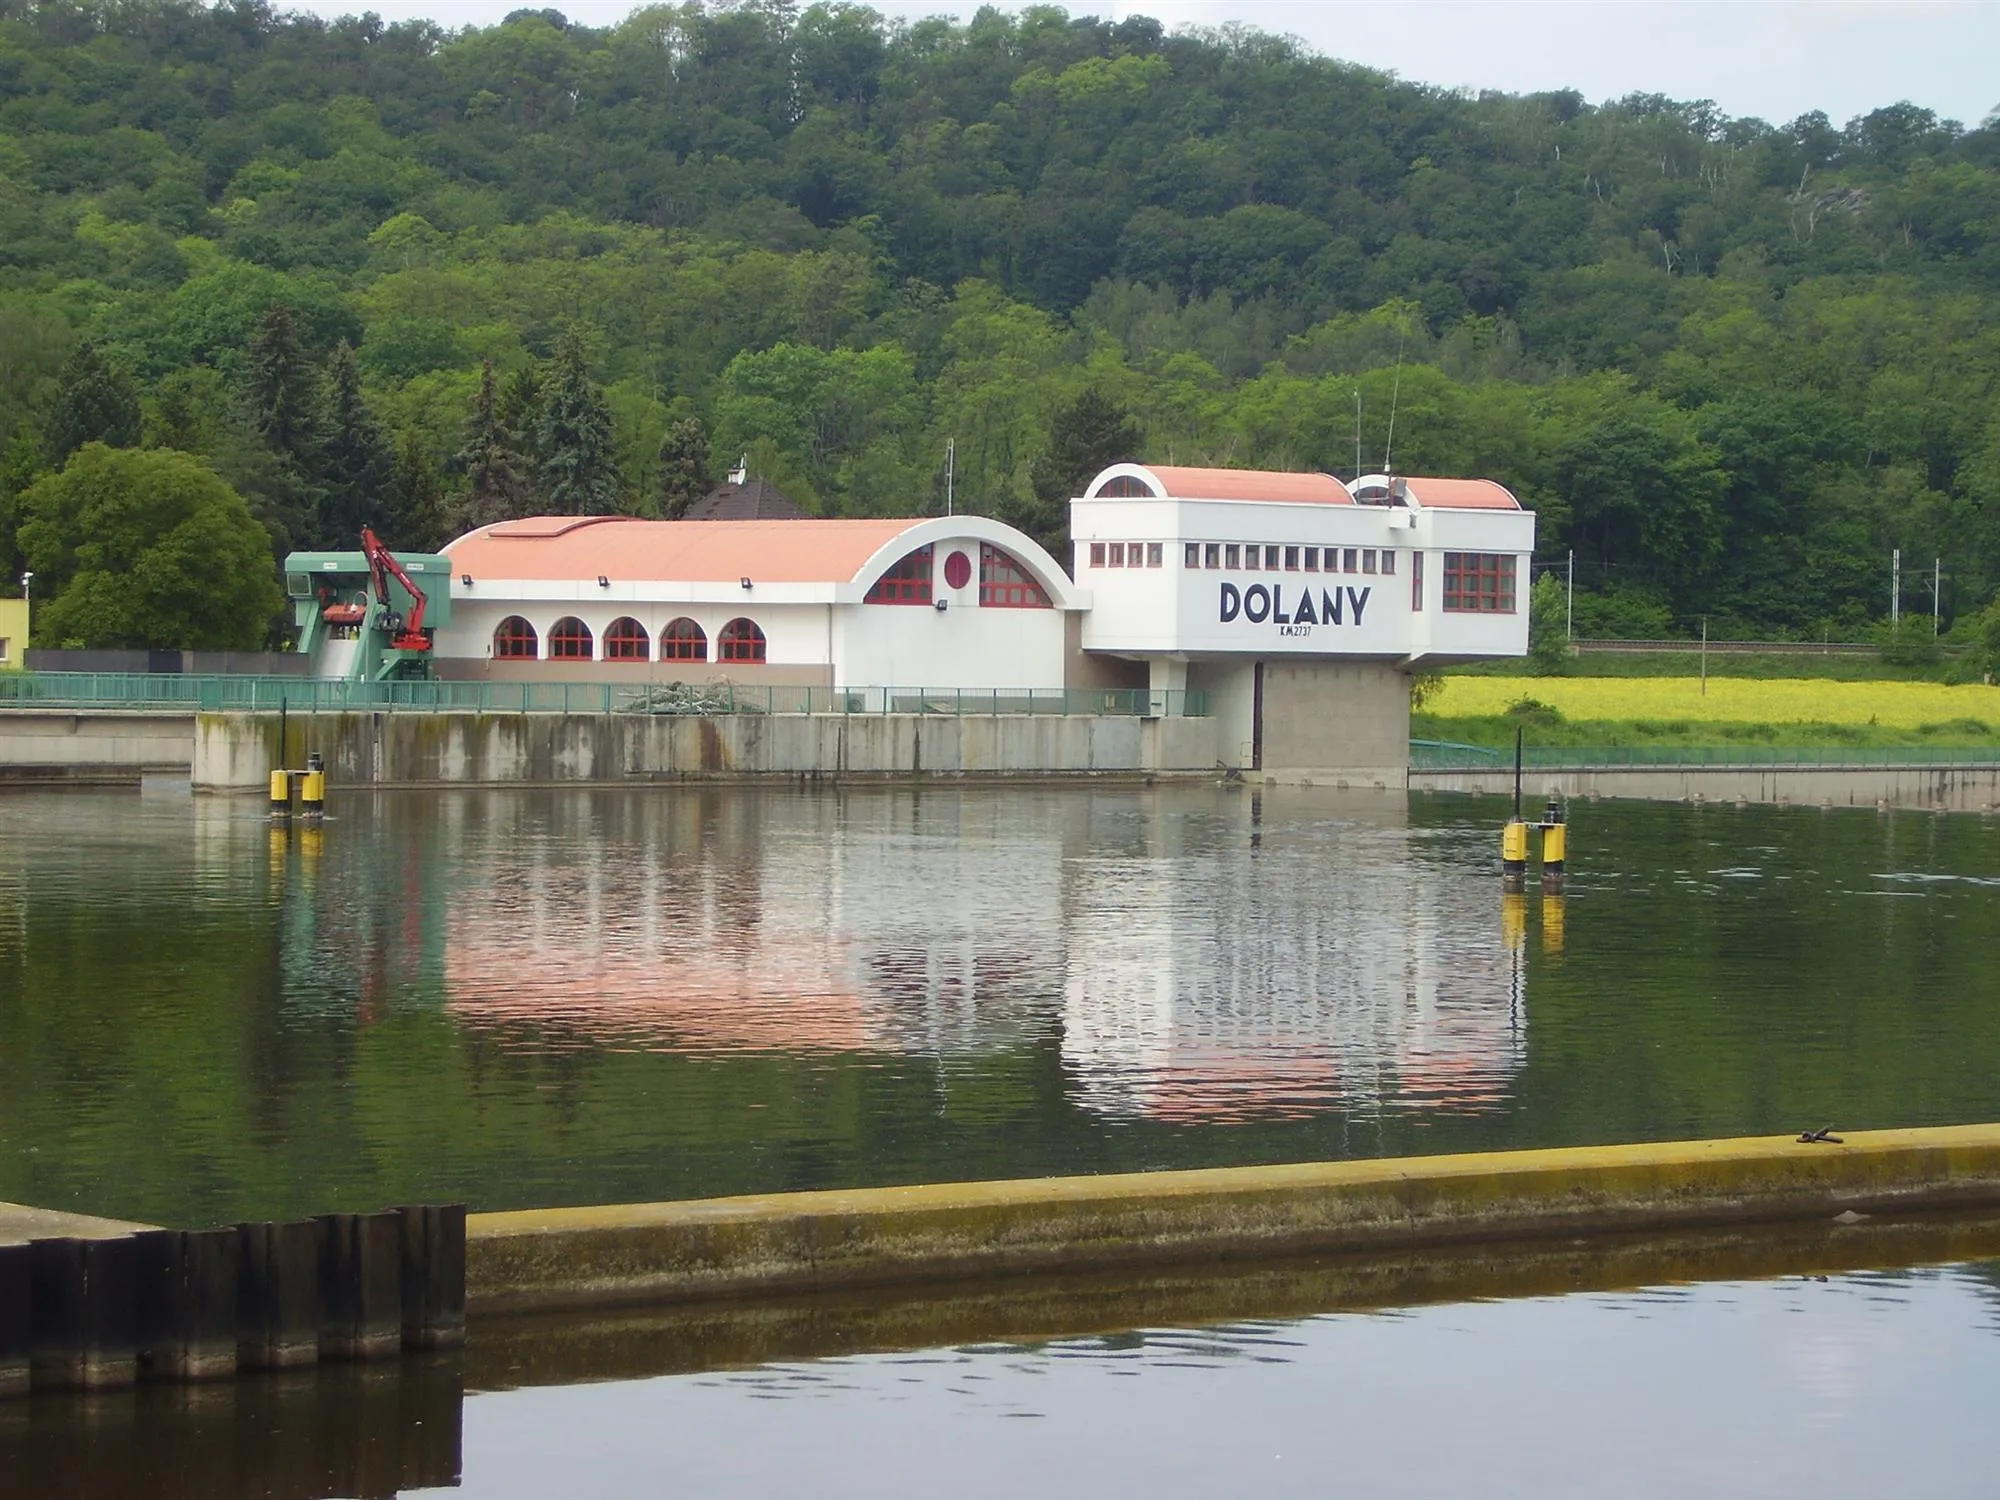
[
  {"left": 1411, "top": 740, "right": 2000, "bottom": 771},
  {"left": 0, "top": 672, "right": 1209, "bottom": 719}
]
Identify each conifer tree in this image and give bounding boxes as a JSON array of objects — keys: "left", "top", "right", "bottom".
[
  {"left": 392, "top": 431, "right": 448, "bottom": 553},
  {"left": 453, "top": 360, "right": 530, "bottom": 530},
  {"left": 534, "top": 333, "right": 618, "bottom": 515},
  {"left": 1020, "top": 388, "right": 1139, "bottom": 555},
  {"left": 318, "top": 340, "right": 397, "bottom": 546},
  {"left": 45, "top": 342, "right": 141, "bottom": 466},
  {"left": 657, "top": 416, "right": 711, "bottom": 519},
  {"left": 243, "top": 304, "right": 322, "bottom": 472}
]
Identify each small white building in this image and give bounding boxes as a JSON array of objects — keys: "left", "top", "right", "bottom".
[
  {"left": 437, "top": 514, "right": 1086, "bottom": 700},
  {"left": 1070, "top": 465, "right": 1535, "bottom": 776}
]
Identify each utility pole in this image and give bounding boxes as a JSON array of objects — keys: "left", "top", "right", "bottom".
[
  {"left": 1892, "top": 548, "right": 1901, "bottom": 628},
  {"left": 945, "top": 439, "right": 955, "bottom": 517},
  {"left": 1700, "top": 616, "right": 1708, "bottom": 696},
  {"left": 1565, "top": 550, "right": 1574, "bottom": 641},
  {"left": 1354, "top": 389, "right": 1362, "bottom": 481},
  {"left": 1934, "top": 557, "right": 1941, "bottom": 635}
]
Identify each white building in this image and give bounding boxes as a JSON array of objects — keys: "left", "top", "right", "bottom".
[{"left": 425, "top": 463, "right": 1533, "bottom": 775}]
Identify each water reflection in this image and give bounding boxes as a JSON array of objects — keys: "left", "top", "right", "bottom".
[{"left": 425, "top": 789, "right": 1528, "bottom": 1122}]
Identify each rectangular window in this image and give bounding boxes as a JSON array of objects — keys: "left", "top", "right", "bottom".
[
  {"left": 1224, "top": 544, "right": 1240, "bottom": 569},
  {"left": 1242, "top": 545, "right": 1258, "bottom": 571},
  {"left": 1089, "top": 542, "right": 1106, "bottom": 568},
  {"left": 1442, "top": 553, "right": 1518, "bottom": 613},
  {"left": 1204, "top": 543, "right": 1221, "bottom": 568},
  {"left": 1147, "top": 542, "right": 1163, "bottom": 568},
  {"left": 1380, "top": 550, "right": 1396, "bottom": 576},
  {"left": 1284, "top": 546, "right": 1299, "bottom": 571},
  {"left": 1108, "top": 542, "right": 1125, "bottom": 567},
  {"left": 1412, "top": 551, "right": 1424, "bottom": 610},
  {"left": 1304, "top": 548, "right": 1320, "bottom": 572},
  {"left": 1362, "top": 549, "right": 1377, "bottom": 574},
  {"left": 1343, "top": 548, "right": 1358, "bottom": 574},
  {"left": 1265, "top": 545, "right": 1280, "bottom": 569},
  {"left": 1184, "top": 542, "right": 1200, "bottom": 568}
]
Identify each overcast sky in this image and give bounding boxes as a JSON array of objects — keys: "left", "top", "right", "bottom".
[{"left": 325, "top": 0, "right": 2000, "bottom": 130}]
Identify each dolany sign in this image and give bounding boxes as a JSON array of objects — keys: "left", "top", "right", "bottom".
[{"left": 1218, "top": 581, "right": 1370, "bottom": 639}]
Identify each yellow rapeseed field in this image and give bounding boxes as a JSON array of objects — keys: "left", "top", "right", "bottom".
[{"left": 1430, "top": 677, "right": 2000, "bottom": 729}]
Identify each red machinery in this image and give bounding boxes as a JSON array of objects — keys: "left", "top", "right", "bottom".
[{"left": 360, "top": 526, "right": 433, "bottom": 655}]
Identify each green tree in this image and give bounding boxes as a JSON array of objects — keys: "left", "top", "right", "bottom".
[
  {"left": 1022, "top": 387, "right": 1140, "bottom": 552},
  {"left": 45, "top": 343, "right": 142, "bottom": 467},
  {"left": 391, "top": 430, "right": 448, "bottom": 551},
  {"left": 243, "top": 304, "right": 322, "bottom": 472},
  {"left": 17, "top": 444, "right": 283, "bottom": 649},
  {"left": 318, "top": 340, "right": 396, "bottom": 546},
  {"left": 452, "top": 360, "right": 531, "bottom": 530},
  {"left": 657, "top": 416, "right": 711, "bottom": 519},
  {"left": 533, "top": 333, "right": 618, "bottom": 515},
  {"left": 1527, "top": 570, "right": 1570, "bottom": 674}
]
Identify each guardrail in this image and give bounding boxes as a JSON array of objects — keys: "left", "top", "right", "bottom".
[
  {"left": 1410, "top": 741, "right": 2000, "bottom": 771},
  {"left": 0, "top": 673, "right": 1210, "bottom": 719}
]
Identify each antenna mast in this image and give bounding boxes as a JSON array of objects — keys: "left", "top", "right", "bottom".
[
  {"left": 1354, "top": 389, "right": 1363, "bottom": 482},
  {"left": 946, "top": 438, "right": 955, "bottom": 517},
  {"left": 1381, "top": 326, "right": 1407, "bottom": 474}
]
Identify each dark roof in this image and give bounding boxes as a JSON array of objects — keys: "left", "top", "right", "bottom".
[{"left": 683, "top": 477, "right": 807, "bottom": 521}]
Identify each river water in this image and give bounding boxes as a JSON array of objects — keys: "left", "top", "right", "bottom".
[{"left": 4, "top": 783, "right": 2000, "bottom": 1224}]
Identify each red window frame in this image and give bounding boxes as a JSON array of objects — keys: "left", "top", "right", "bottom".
[
  {"left": 718, "top": 617, "right": 767, "bottom": 662},
  {"left": 1412, "top": 551, "right": 1425, "bottom": 610},
  {"left": 865, "top": 546, "right": 934, "bottom": 605},
  {"left": 548, "top": 617, "right": 594, "bottom": 660},
  {"left": 603, "top": 617, "right": 650, "bottom": 660},
  {"left": 660, "top": 617, "right": 707, "bottom": 661},
  {"left": 1090, "top": 542, "right": 1106, "bottom": 568},
  {"left": 979, "top": 545, "right": 1052, "bottom": 608},
  {"left": 1096, "top": 475, "right": 1153, "bottom": 497},
  {"left": 1442, "top": 553, "right": 1517, "bottom": 613},
  {"left": 493, "top": 616, "right": 538, "bottom": 659}
]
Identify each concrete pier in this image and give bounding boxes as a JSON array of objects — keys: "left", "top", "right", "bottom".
[
  {"left": 0, "top": 1203, "right": 155, "bottom": 1246},
  {"left": 463, "top": 1124, "right": 2000, "bottom": 1314}
]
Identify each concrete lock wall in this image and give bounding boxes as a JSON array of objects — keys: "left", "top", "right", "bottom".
[
  {"left": 192, "top": 711, "right": 1227, "bottom": 790},
  {"left": 1412, "top": 764, "right": 2000, "bottom": 812},
  {"left": 0, "top": 711, "right": 196, "bottom": 783}
]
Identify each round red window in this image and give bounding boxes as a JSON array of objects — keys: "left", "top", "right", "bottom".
[{"left": 944, "top": 550, "right": 972, "bottom": 590}]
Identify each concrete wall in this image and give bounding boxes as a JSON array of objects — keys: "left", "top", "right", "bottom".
[
  {"left": 192, "top": 710, "right": 1222, "bottom": 790},
  {"left": 1411, "top": 763, "right": 2000, "bottom": 811},
  {"left": 1259, "top": 660, "right": 1410, "bottom": 786},
  {"left": 0, "top": 711, "right": 194, "bottom": 782}
]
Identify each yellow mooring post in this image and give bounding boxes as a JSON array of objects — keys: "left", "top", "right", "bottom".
[
  {"left": 300, "top": 752, "right": 326, "bottom": 822},
  {"left": 1540, "top": 791, "right": 1566, "bottom": 893},
  {"left": 268, "top": 769, "right": 292, "bottom": 822},
  {"left": 1501, "top": 818, "right": 1529, "bottom": 891}
]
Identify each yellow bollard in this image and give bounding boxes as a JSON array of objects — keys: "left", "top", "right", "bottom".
[
  {"left": 269, "top": 769, "right": 292, "bottom": 821},
  {"left": 1541, "top": 821, "right": 1566, "bottom": 892},
  {"left": 300, "top": 769, "right": 326, "bottom": 821},
  {"left": 1501, "top": 820, "right": 1529, "bottom": 891}
]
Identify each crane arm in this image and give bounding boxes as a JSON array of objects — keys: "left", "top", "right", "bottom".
[{"left": 359, "top": 526, "right": 432, "bottom": 652}]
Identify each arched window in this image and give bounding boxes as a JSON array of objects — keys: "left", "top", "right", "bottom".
[
  {"left": 979, "top": 545, "right": 1052, "bottom": 608},
  {"left": 1095, "top": 474, "right": 1155, "bottom": 497},
  {"left": 865, "top": 545, "right": 933, "bottom": 604},
  {"left": 718, "top": 617, "right": 767, "bottom": 663},
  {"left": 549, "top": 617, "right": 594, "bottom": 660},
  {"left": 603, "top": 617, "right": 649, "bottom": 660},
  {"left": 660, "top": 617, "right": 707, "bottom": 662},
  {"left": 494, "top": 616, "right": 538, "bottom": 659}
]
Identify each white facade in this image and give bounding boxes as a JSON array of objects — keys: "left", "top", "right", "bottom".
[{"left": 1072, "top": 465, "right": 1535, "bottom": 669}]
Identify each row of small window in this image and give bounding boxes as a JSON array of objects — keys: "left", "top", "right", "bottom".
[
  {"left": 492, "top": 615, "right": 768, "bottom": 663},
  {"left": 1185, "top": 542, "right": 1397, "bottom": 576}
]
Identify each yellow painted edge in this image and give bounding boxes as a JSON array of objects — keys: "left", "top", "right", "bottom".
[{"left": 467, "top": 1124, "right": 2000, "bottom": 1238}]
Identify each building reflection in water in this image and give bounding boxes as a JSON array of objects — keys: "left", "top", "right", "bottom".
[{"left": 419, "top": 786, "right": 1527, "bottom": 1122}]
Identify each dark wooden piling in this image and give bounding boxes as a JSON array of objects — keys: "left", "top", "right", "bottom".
[
  {"left": 317, "top": 1211, "right": 405, "bottom": 1361},
  {"left": 398, "top": 1204, "right": 467, "bottom": 1350},
  {"left": 29, "top": 1234, "right": 139, "bottom": 1389},
  {"left": 135, "top": 1227, "right": 240, "bottom": 1381},
  {"left": 237, "top": 1220, "right": 320, "bottom": 1370},
  {"left": 0, "top": 1243, "right": 29, "bottom": 1397}
]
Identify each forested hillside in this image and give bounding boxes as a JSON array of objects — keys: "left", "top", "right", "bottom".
[{"left": 3, "top": 0, "right": 1999, "bottom": 645}]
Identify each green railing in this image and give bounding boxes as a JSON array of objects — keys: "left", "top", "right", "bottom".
[
  {"left": 0, "top": 672, "right": 1209, "bottom": 719},
  {"left": 1411, "top": 740, "right": 2000, "bottom": 771}
]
